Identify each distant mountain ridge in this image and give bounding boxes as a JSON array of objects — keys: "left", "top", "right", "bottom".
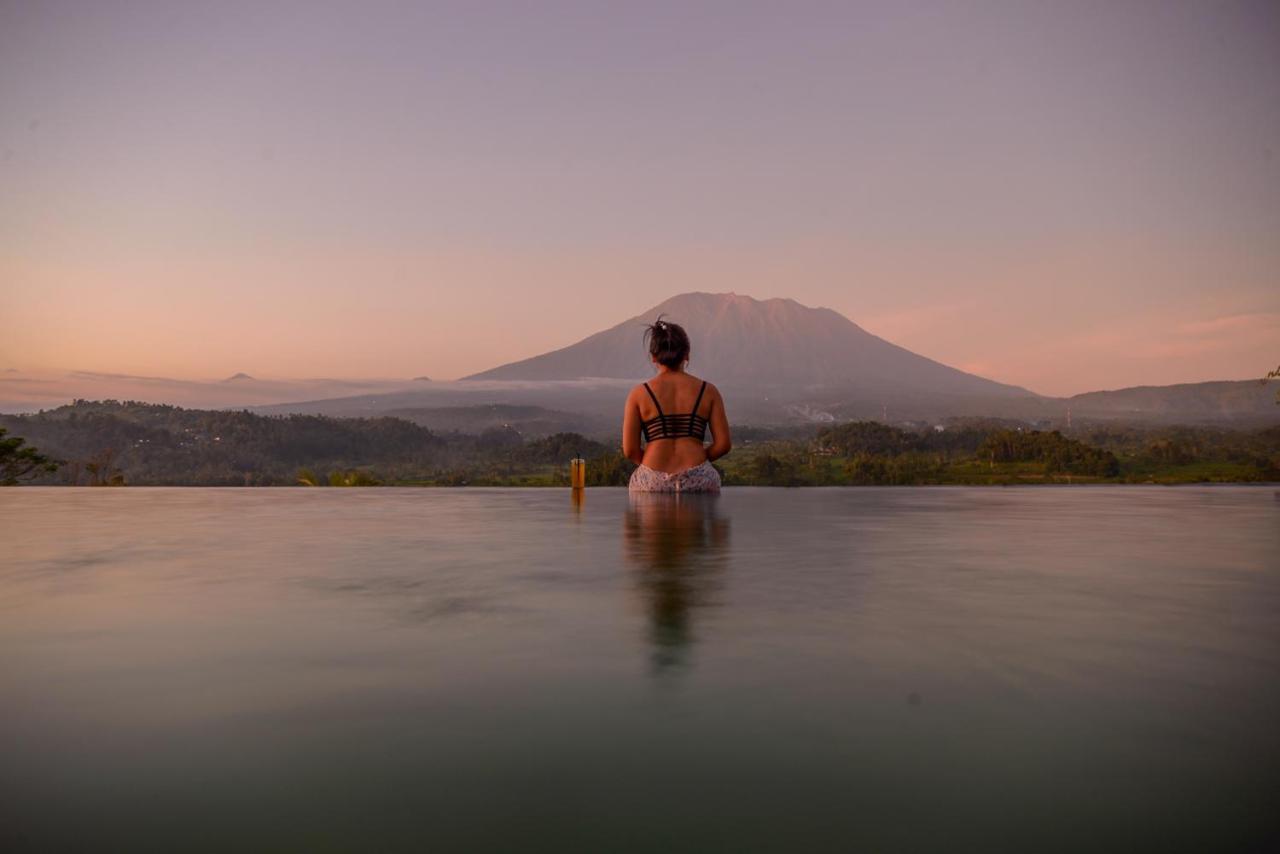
[
  {"left": 3, "top": 293, "right": 1274, "bottom": 426},
  {"left": 1064, "top": 380, "right": 1279, "bottom": 422}
]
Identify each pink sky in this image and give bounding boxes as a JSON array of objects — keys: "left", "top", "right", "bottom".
[{"left": 2, "top": 1, "right": 1277, "bottom": 396}]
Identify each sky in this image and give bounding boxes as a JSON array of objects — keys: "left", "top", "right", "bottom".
[{"left": 2, "top": 0, "right": 1277, "bottom": 396}]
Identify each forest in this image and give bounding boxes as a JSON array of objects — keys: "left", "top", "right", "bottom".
[{"left": 2, "top": 399, "right": 1277, "bottom": 487}]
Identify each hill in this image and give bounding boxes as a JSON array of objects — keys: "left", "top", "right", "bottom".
[{"left": 1065, "top": 381, "right": 1279, "bottom": 424}]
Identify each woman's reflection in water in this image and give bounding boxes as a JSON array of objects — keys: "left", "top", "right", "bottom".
[{"left": 623, "top": 493, "right": 731, "bottom": 675}]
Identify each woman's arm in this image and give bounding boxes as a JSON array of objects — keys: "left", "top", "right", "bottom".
[
  {"left": 621, "top": 388, "right": 645, "bottom": 465},
  {"left": 705, "top": 384, "right": 732, "bottom": 462}
]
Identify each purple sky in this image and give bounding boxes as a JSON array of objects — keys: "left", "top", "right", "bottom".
[{"left": 2, "top": 0, "right": 1277, "bottom": 395}]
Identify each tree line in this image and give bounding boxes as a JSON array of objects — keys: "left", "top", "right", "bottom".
[{"left": 1, "top": 400, "right": 1277, "bottom": 486}]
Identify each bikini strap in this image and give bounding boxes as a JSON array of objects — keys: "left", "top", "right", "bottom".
[
  {"left": 642, "top": 382, "right": 665, "bottom": 417},
  {"left": 691, "top": 381, "right": 707, "bottom": 416}
]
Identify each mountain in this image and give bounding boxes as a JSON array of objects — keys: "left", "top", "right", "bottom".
[
  {"left": 8, "top": 294, "right": 1272, "bottom": 427},
  {"left": 0, "top": 370, "right": 426, "bottom": 413},
  {"left": 1065, "top": 381, "right": 1279, "bottom": 424},
  {"left": 466, "top": 292, "right": 1036, "bottom": 401},
  {"left": 454, "top": 293, "right": 1278, "bottom": 424}
]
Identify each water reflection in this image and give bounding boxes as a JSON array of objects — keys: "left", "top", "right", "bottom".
[
  {"left": 4, "top": 488, "right": 1278, "bottom": 851},
  {"left": 623, "top": 493, "right": 731, "bottom": 675}
]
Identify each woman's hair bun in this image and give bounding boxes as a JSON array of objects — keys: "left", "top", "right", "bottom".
[{"left": 643, "top": 314, "right": 691, "bottom": 369}]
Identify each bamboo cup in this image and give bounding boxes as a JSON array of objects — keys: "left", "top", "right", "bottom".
[{"left": 570, "top": 458, "right": 586, "bottom": 489}]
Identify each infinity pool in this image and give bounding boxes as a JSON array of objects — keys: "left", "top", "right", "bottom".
[{"left": 2, "top": 487, "right": 1277, "bottom": 852}]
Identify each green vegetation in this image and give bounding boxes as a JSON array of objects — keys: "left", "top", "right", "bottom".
[
  {"left": 0, "top": 400, "right": 624, "bottom": 487},
  {"left": 979, "top": 429, "right": 1119, "bottom": 477},
  {"left": 0, "top": 427, "right": 61, "bottom": 485},
  {"left": 714, "top": 420, "right": 1278, "bottom": 486},
  {"left": 1, "top": 401, "right": 1276, "bottom": 487}
]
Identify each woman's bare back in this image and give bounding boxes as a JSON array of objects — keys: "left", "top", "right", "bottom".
[{"left": 623, "top": 372, "right": 731, "bottom": 474}]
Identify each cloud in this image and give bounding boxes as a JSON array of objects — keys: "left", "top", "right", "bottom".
[
  {"left": 1177, "top": 312, "right": 1280, "bottom": 337},
  {"left": 68, "top": 370, "right": 190, "bottom": 385}
]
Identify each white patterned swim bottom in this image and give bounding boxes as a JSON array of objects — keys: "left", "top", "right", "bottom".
[{"left": 628, "top": 461, "right": 722, "bottom": 494}]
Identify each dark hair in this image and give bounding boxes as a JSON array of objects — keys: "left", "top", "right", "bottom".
[{"left": 643, "top": 315, "right": 691, "bottom": 369}]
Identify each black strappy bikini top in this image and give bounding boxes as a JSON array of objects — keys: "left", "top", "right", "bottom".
[{"left": 640, "top": 380, "right": 709, "bottom": 442}]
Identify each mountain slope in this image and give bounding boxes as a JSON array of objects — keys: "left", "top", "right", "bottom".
[
  {"left": 1066, "top": 381, "right": 1279, "bottom": 423},
  {"left": 465, "top": 292, "right": 1036, "bottom": 400}
]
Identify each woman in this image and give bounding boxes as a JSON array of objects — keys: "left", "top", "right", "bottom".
[{"left": 623, "top": 317, "right": 732, "bottom": 493}]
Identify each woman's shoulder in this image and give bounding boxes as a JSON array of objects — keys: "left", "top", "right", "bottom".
[
  {"left": 626, "top": 381, "right": 654, "bottom": 404},
  {"left": 689, "top": 375, "right": 719, "bottom": 395}
]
